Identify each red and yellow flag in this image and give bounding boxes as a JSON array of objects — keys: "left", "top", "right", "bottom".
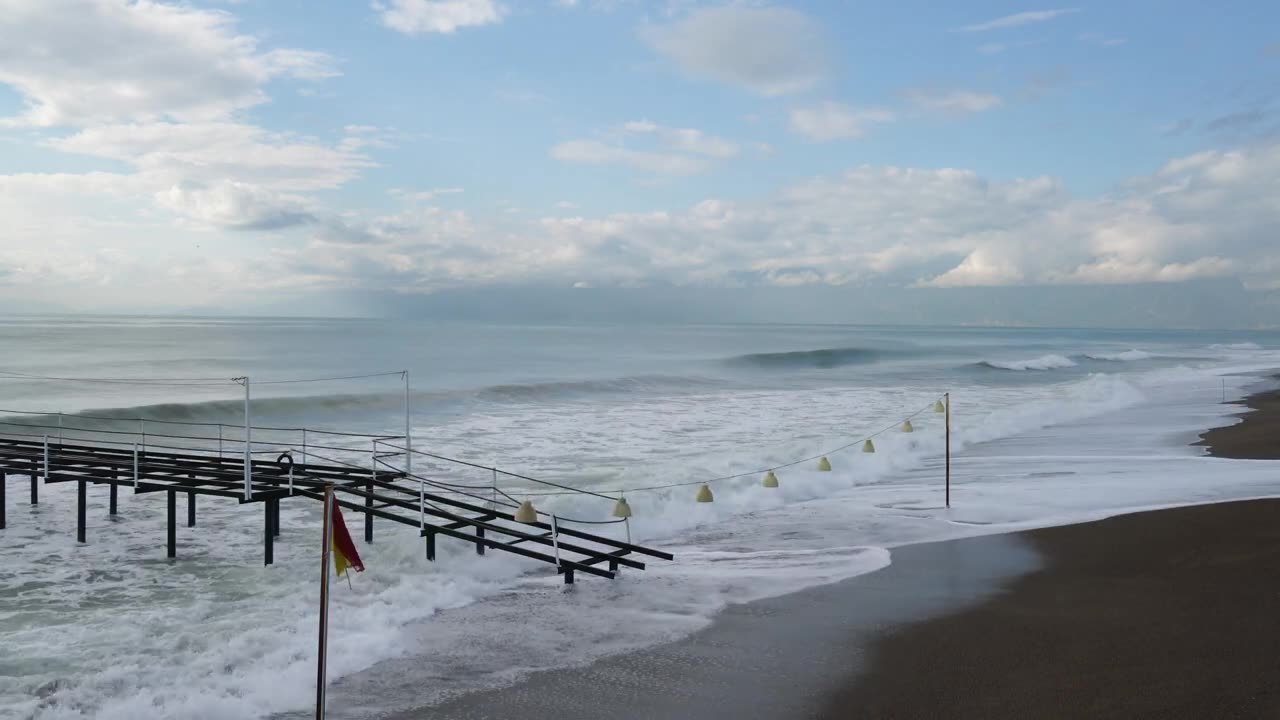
[{"left": 330, "top": 501, "right": 365, "bottom": 577}]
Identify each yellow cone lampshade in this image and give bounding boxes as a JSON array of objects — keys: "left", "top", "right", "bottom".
[
  {"left": 612, "top": 497, "right": 633, "bottom": 518},
  {"left": 513, "top": 500, "right": 538, "bottom": 523}
]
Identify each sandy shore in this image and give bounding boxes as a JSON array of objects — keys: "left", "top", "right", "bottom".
[
  {"left": 821, "top": 382, "right": 1280, "bottom": 719},
  {"left": 405, "top": 382, "right": 1280, "bottom": 719},
  {"left": 822, "top": 499, "right": 1280, "bottom": 719},
  {"left": 1197, "top": 385, "right": 1280, "bottom": 459}
]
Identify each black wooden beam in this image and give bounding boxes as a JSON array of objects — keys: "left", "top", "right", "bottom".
[
  {"left": 339, "top": 485, "right": 647, "bottom": 571},
  {"left": 366, "top": 475, "right": 673, "bottom": 561},
  {"left": 264, "top": 500, "right": 274, "bottom": 566},
  {"left": 364, "top": 473, "right": 373, "bottom": 543},
  {"left": 167, "top": 490, "right": 176, "bottom": 559},
  {"left": 77, "top": 480, "right": 86, "bottom": 543}
]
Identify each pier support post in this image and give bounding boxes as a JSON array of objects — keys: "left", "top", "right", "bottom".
[
  {"left": 563, "top": 568, "right": 575, "bottom": 586},
  {"left": 77, "top": 480, "right": 86, "bottom": 543},
  {"left": 264, "top": 501, "right": 274, "bottom": 566},
  {"left": 166, "top": 490, "right": 176, "bottom": 559},
  {"left": 364, "top": 476, "right": 373, "bottom": 543},
  {"left": 945, "top": 391, "right": 951, "bottom": 509},
  {"left": 187, "top": 492, "right": 196, "bottom": 528},
  {"left": 1, "top": 472, "right": 6, "bottom": 529},
  {"left": 109, "top": 483, "right": 117, "bottom": 516},
  {"left": 476, "top": 526, "right": 485, "bottom": 555},
  {"left": 272, "top": 498, "right": 280, "bottom": 538},
  {"left": 425, "top": 531, "right": 435, "bottom": 561},
  {"left": 30, "top": 459, "right": 38, "bottom": 505}
]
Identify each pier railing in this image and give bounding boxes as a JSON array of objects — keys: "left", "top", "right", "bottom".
[{"left": 0, "top": 406, "right": 672, "bottom": 583}]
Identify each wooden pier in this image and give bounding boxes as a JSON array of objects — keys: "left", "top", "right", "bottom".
[{"left": 0, "top": 426, "right": 671, "bottom": 584}]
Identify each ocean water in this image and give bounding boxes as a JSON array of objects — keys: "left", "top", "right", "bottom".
[{"left": 1, "top": 316, "right": 1279, "bottom": 719}]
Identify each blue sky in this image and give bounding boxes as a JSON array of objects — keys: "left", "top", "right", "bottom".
[{"left": 0, "top": 1, "right": 1277, "bottom": 320}]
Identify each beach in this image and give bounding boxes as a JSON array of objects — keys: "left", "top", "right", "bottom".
[
  {"left": 823, "top": 498, "right": 1280, "bottom": 719},
  {"left": 1197, "top": 386, "right": 1280, "bottom": 459},
  {"left": 412, "top": 382, "right": 1280, "bottom": 719}
]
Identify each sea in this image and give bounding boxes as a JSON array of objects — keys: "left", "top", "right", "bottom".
[{"left": 1, "top": 315, "right": 1279, "bottom": 719}]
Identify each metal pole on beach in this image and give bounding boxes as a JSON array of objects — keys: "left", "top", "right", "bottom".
[
  {"left": 316, "top": 485, "right": 333, "bottom": 720},
  {"left": 241, "top": 377, "right": 252, "bottom": 501},
  {"left": 407, "top": 368, "right": 422, "bottom": 532},
  {"left": 403, "top": 370, "right": 412, "bottom": 478},
  {"left": 945, "top": 392, "right": 951, "bottom": 509}
]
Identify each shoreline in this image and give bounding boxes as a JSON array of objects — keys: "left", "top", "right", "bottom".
[
  {"left": 400, "top": 380, "right": 1280, "bottom": 719},
  {"left": 821, "top": 499, "right": 1280, "bottom": 718},
  {"left": 1196, "top": 382, "right": 1280, "bottom": 459},
  {"left": 821, "top": 379, "right": 1280, "bottom": 718}
]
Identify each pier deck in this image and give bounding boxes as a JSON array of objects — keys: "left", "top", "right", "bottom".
[{"left": 0, "top": 434, "right": 671, "bottom": 583}]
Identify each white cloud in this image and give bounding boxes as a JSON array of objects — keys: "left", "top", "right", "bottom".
[
  {"left": 8, "top": 129, "right": 1280, "bottom": 304},
  {"left": 390, "top": 187, "right": 465, "bottom": 202},
  {"left": 906, "top": 89, "right": 1003, "bottom": 115},
  {"left": 551, "top": 120, "right": 739, "bottom": 174},
  {"left": 954, "top": 8, "right": 1080, "bottom": 33},
  {"left": 154, "top": 181, "right": 317, "bottom": 230},
  {"left": 788, "top": 103, "right": 893, "bottom": 141},
  {"left": 308, "top": 142, "right": 1280, "bottom": 293},
  {"left": 620, "top": 120, "right": 739, "bottom": 158},
  {"left": 51, "top": 122, "right": 373, "bottom": 192},
  {"left": 11, "top": 123, "right": 376, "bottom": 232},
  {"left": 0, "top": 0, "right": 335, "bottom": 127},
  {"left": 1079, "top": 31, "right": 1126, "bottom": 47},
  {"left": 550, "top": 139, "right": 709, "bottom": 175},
  {"left": 373, "top": 0, "right": 504, "bottom": 35},
  {"left": 642, "top": 6, "right": 829, "bottom": 96}
]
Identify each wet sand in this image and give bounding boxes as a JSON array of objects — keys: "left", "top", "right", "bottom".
[
  {"left": 408, "top": 383, "right": 1280, "bottom": 720},
  {"left": 822, "top": 499, "right": 1280, "bottom": 719},
  {"left": 1196, "top": 385, "right": 1280, "bottom": 459},
  {"left": 404, "top": 533, "right": 1040, "bottom": 720},
  {"left": 822, "top": 382, "right": 1280, "bottom": 719}
]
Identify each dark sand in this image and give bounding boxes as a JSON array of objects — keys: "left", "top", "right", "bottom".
[
  {"left": 823, "top": 383, "right": 1280, "bottom": 719},
  {"left": 407, "top": 384, "right": 1280, "bottom": 720},
  {"left": 1197, "top": 386, "right": 1280, "bottom": 459},
  {"left": 823, "top": 500, "right": 1280, "bottom": 719}
]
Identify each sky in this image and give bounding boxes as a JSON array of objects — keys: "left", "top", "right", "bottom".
[{"left": 0, "top": 0, "right": 1277, "bottom": 325}]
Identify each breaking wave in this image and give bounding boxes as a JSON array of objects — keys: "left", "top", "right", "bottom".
[
  {"left": 727, "top": 347, "right": 893, "bottom": 370},
  {"left": 1084, "top": 350, "right": 1154, "bottom": 362},
  {"left": 473, "top": 375, "right": 727, "bottom": 403},
  {"left": 27, "top": 376, "right": 732, "bottom": 429},
  {"left": 978, "top": 354, "right": 1078, "bottom": 371}
]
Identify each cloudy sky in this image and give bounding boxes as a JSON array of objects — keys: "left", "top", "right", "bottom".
[{"left": 1, "top": 0, "right": 1277, "bottom": 321}]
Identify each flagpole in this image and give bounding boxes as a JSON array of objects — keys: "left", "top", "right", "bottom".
[{"left": 316, "top": 485, "right": 333, "bottom": 720}]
